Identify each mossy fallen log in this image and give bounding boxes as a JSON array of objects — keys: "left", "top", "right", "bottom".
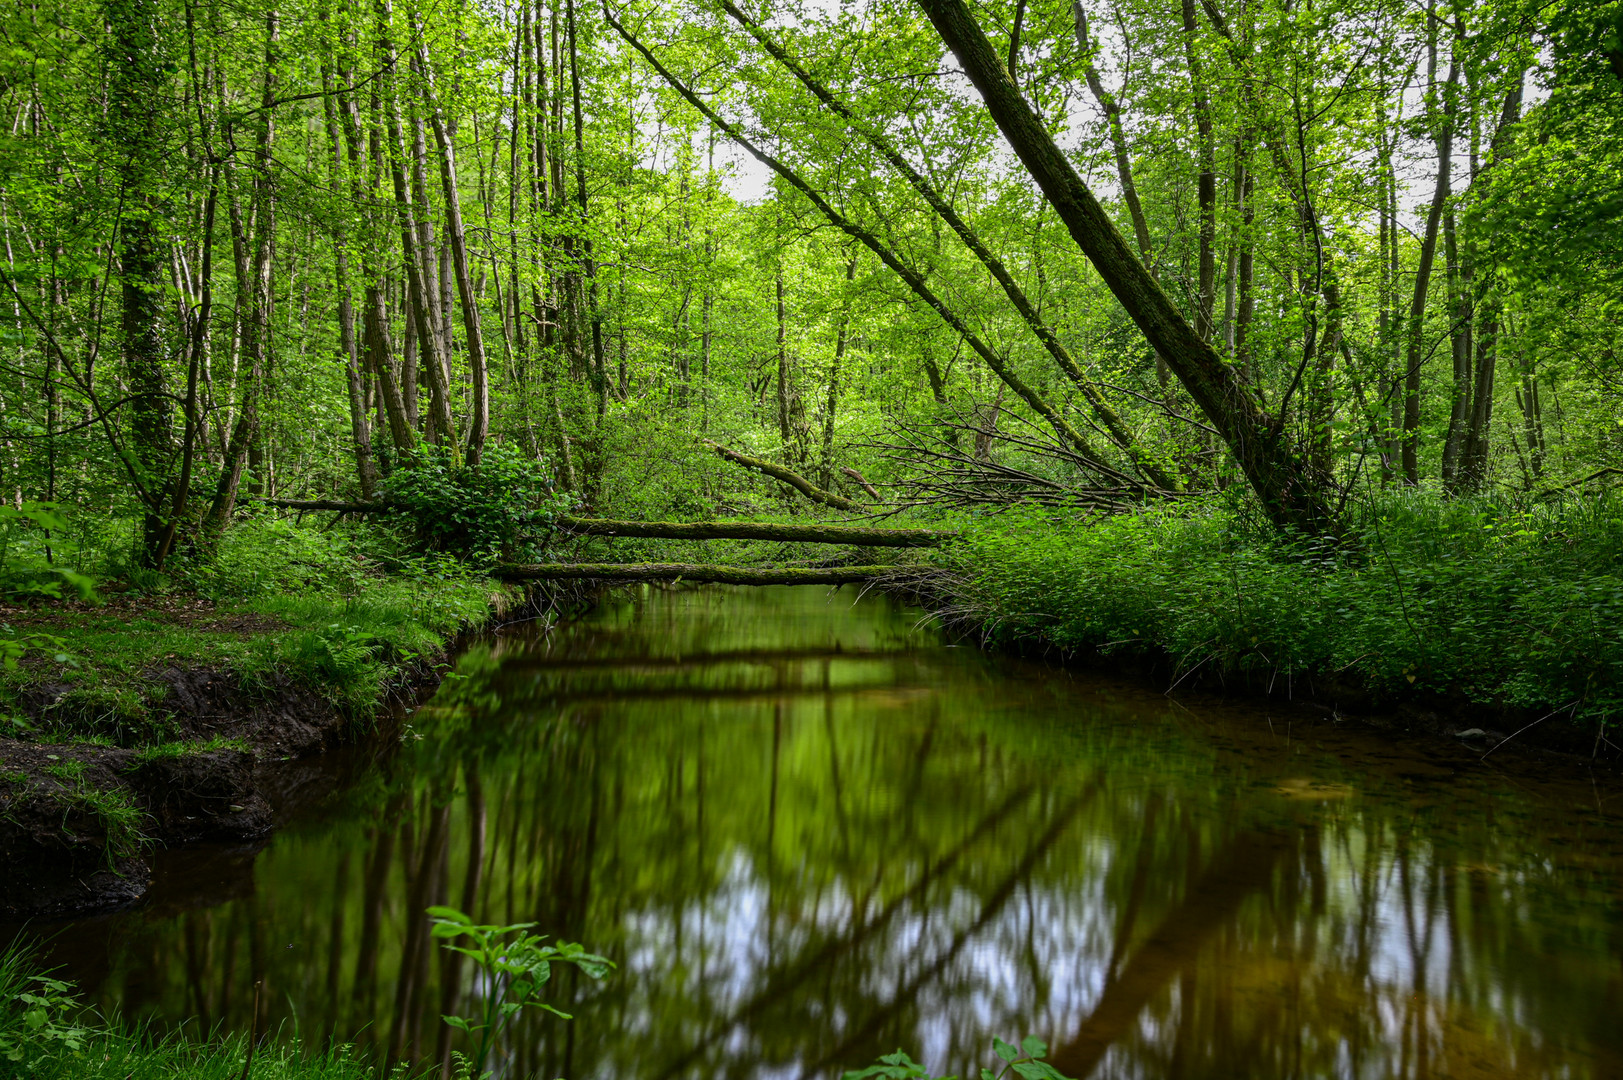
[
  {"left": 254, "top": 499, "right": 946, "bottom": 547},
  {"left": 493, "top": 563, "right": 906, "bottom": 585},
  {"left": 554, "top": 516, "right": 949, "bottom": 547}
]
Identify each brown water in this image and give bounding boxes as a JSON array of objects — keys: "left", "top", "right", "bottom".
[{"left": 14, "top": 585, "right": 1623, "bottom": 1078}]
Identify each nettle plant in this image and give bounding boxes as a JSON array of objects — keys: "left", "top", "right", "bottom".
[
  {"left": 428, "top": 906, "right": 614, "bottom": 1080},
  {"left": 845, "top": 1036, "right": 1074, "bottom": 1080},
  {"left": 384, "top": 444, "right": 571, "bottom": 565}
]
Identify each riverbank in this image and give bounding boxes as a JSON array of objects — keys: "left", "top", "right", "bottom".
[
  {"left": 930, "top": 492, "right": 1623, "bottom": 757},
  {"left": 0, "top": 519, "right": 523, "bottom": 918}
]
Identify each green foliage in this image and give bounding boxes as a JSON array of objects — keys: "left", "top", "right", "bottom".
[
  {"left": 428, "top": 905, "right": 613, "bottom": 1079},
  {"left": 42, "top": 770, "right": 148, "bottom": 862},
  {"left": 843, "top": 1037, "right": 1072, "bottom": 1080},
  {"left": 949, "top": 493, "right": 1623, "bottom": 725},
  {"left": 184, "top": 517, "right": 383, "bottom": 602},
  {"left": 126, "top": 735, "right": 249, "bottom": 765},
  {"left": 383, "top": 445, "right": 570, "bottom": 564},
  {"left": 0, "top": 942, "right": 90, "bottom": 1068},
  {"left": 0, "top": 504, "right": 94, "bottom": 602}
]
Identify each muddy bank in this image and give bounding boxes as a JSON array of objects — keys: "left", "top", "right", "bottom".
[{"left": 0, "top": 590, "right": 549, "bottom": 919}]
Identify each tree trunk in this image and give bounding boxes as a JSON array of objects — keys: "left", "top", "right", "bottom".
[
  {"left": 556, "top": 517, "right": 949, "bottom": 546},
  {"left": 565, "top": 0, "right": 608, "bottom": 424},
  {"left": 108, "top": 0, "right": 175, "bottom": 564},
  {"left": 494, "top": 562, "right": 906, "bottom": 585},
  {"left": 204, "top": 9, "right": 279, "bottom": 539},
  {"left": 379, "top": 0, "right": 455, "bottom": 450},
  {"left": 1401, "top": 40, "right": 1458, "bottom": 485},
  {"left": 706, "top": 440, "right": 860, "bottom": 511},
  {"left": 413, "top": 31, "right": 491, "bottom": 465},
  {"left": 915, "top": 0, "right": 1336, "bottom": 535},
  {"left": 821, "top": 250, "right": 858, "bottom": 489},
  {"left": 322, "top": 62, "right": 377, "bottom": 498},
  {"left": 1179, "top": 0, "right": 1217, "bottom": 341}
]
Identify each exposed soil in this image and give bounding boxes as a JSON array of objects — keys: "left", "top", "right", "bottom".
[{"left": 0, "top": 592, "right": 510, "bottom": 919}]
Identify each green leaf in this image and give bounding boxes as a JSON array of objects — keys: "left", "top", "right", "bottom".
[
  {"left": 1020, "top": 1036, "right": 1048, "bottom": 1059},
  {"left": 993, "top": 1039, "right": 1020, "bottom": 1064}
]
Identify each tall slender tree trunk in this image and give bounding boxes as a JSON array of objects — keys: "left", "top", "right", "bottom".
[
  {"left": 821, "top": 250, "right": 858, "bottom": 489},
  {"left": 205, "top": 9, "right": 279, "bottom": 538},
  {"left": 378, "top": 0, "right": 455, "bottom": 450},
  {"left": 413, "top": 27, "right": 491, "bottom": 464},
  {"left": 322, "top": 63, "right": 377, "bottom": 497},
  {"left": 565, "top": 0, "right": 608, "bottom": 423},
  {"left": 1179, "top": 0, "right": 1217, "bottom": 341},
  {"left": 1401, "top": 35, "right": 1458, "bottom": 485}
]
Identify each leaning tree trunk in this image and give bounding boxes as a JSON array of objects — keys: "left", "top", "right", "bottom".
[{"left": 914, "top": 0, "right": 1337, "bottom": 536}]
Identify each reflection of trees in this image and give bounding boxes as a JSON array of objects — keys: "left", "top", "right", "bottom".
[{"left": 33, "top": 586, "right": 1623, "bottom": 1080}]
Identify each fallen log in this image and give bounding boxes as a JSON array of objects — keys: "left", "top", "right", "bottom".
[
  {"left": 493, "top": 562, "right": 906, "bottom": 585},
  {"left": 252, "top": 498, "right": 947, "bottom": 547},
  {"left": 256, "top": 497, "right": 388, "bottom": 513},
  {"left": 555, "top": 516, "right": 949, "bottom": 547},
  {"left": 705, "top": 441, "right": 860, "bottom": 511}
]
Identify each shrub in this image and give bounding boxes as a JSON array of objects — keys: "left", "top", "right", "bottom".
[{"left": 382, "top": 444, "right": 570, "bottom": 564}]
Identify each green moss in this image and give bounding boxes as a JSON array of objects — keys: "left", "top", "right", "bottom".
[{"left": 0, "top": 518, "right": 515, "bottom": 749}]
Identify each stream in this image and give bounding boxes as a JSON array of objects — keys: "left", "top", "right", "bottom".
[{"left": 11, "top": 585, "right": 1623, "bottom": 1078}]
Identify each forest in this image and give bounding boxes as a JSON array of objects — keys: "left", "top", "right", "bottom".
[{"left": 0, "top": 0, "right": 1621, "bottom": 1073}]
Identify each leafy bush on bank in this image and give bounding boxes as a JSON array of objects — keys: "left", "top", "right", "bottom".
[{"left": 946, "top": 492, "right": 1623, "bottom": 725}]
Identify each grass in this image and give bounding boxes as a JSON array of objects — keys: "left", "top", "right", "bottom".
[
  {"left": 1, "top": 939, "right": 421, "bottom": 1080},
  {"left": 0, "top": 517, "right": 520, "bottom": 746},
  {"left": 944, "top": 490, "right": 1623, "bottom": 728},
  {"left": 126, "top": 736, "right": 251, "bottom": 766},
  {"left": 40, "top": 768, "right": 149, "bottom": 861}
]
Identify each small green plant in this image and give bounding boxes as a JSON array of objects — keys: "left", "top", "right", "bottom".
[
  {"left": 844, "top": 1037, "right": 1073, "bottom": 1080},
  {"left": 0, "top": 942, "right": 90, "bottom": 1066},
  {"left": 427, "top": 906, "right": 613, "bottom": 1079},
  {"left": 0, "top": 504, "right": 95, "bottom": 602},
  {"left": 0, "top": 629, "right": 73, "bottom": 673},
  {"left": 38, "top": 686, "right": 173, "bottom": 748}
]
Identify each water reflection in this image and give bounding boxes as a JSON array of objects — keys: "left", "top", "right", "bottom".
[{"left": 12, "top": 585, "right": 1623, "bottom": 1078}]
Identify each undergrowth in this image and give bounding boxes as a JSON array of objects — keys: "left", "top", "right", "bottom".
[
  {"left": 1, "top": 517, "right": 516, "bottom": 743},
  {"left": 1, "top": 940, "right": 422, "bottom": 1080},
  {"left": 946, "top": 491, "right": 1623, "bottom": 727}
]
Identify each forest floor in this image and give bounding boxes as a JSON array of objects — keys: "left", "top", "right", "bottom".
[{"left": 0, "top": 565, "right": 522, "bottom": 918}]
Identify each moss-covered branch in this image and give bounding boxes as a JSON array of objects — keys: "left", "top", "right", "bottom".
[
  {"left": 555, "top": 517, "right": 948, "bottom": 546},
  {"left": 493, "top": 563, "right": 906, "bottom": 585},
  {"left": 705, "top": 441, "right": 860, "bottom": 511}
]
